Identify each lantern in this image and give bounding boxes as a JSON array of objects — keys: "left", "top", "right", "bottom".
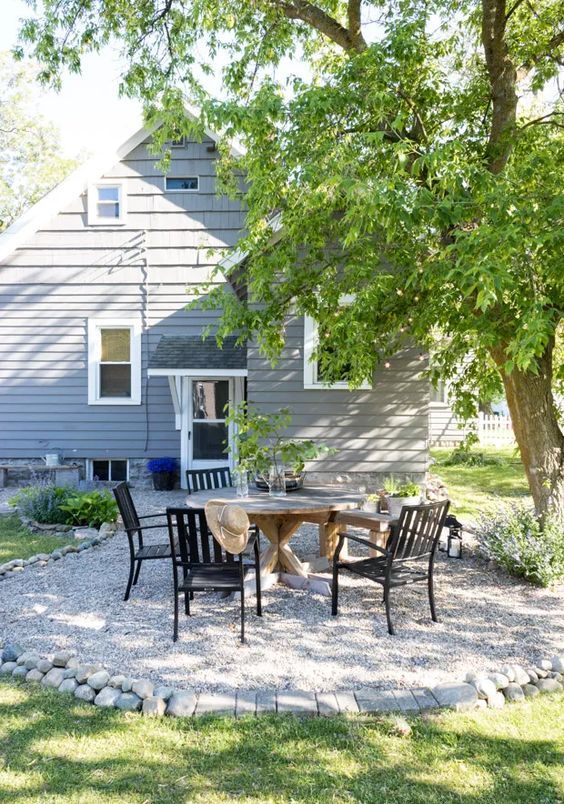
[{"left": 444, "top": 514, "right": 463, "bottom": 559}]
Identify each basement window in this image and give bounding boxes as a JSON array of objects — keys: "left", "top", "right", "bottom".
[
  {"left": 165, "top": 176, "right": 199, "bottom": 191},
  {"left": 89, "top": 459, "right": 129, "bottom": 482}
]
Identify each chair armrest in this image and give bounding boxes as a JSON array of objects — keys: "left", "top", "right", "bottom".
[
  {"left": 123, "top": 523, "right": 167, "bottom": 534},
  {"left": 137, "top": 513, "right": 166, "bottom": 520},
  {"left": 337, "top": 532, "right": 390, "bottom": 557}
]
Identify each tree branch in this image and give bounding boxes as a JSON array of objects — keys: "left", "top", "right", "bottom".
[
  {"left": 347, "top": 0, "right": 366, "bottom": 51},
  {"left": 277, "top": 0, "right": 364, "bottom": 52}
]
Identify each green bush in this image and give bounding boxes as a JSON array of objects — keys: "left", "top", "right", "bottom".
[
  {"left": 10, "top": 484, "right": 73, "bottom": 524},
  {"left": 443, "top": 446, "right": 503, "bottom": 467},
  {"left": 59, "top": 490, "right": 118, "bottom": 528},
  {"left": 477, "top": 503, "right": 564, "bottom": 587}
]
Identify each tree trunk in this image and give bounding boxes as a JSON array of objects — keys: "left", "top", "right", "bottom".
[{"left": 491, "top": 343, "right": 564, "bottom": 521}]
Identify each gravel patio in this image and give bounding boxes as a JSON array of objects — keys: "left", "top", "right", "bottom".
[{"left": 0, "top": 488, "right": 562, "bottom": 693}]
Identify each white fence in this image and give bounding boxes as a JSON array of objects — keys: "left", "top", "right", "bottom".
[{"left": 477, "top": 413, "right": 515, "bottom": 446}]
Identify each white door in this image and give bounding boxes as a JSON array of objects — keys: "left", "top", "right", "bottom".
[{"left": 189, "top": 378, "right": 232, "bottom": 469}]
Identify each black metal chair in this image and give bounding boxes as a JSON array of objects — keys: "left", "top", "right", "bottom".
[
  {"left": 166, "top": 506, "right": 262, "bottom": 643},
  {"left": 331, "top": 500, "right": 450, "bottom": 634},
  {"left": 113, "top": 482, "right": 171, "bottom": 601},
  {"left": 186, "top": 467, "right": 232, "bottom": 493}
]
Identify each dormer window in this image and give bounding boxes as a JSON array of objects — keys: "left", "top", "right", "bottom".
[{"left": 87, "top": 183, "right": 126, "bottom": 225}]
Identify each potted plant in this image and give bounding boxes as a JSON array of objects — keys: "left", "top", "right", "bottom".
[
  {"left": 227, "top": 404, "right": 334, "bottom": 496},
  {"left": 383, "top": 476, "right": 421, "bottom": 519},
  {"left": 146, "top": 457, "right": 178, "bottom": 491}
]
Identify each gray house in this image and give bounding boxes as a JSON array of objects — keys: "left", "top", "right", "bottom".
[{"left": 0, "top": 121, "right": 430, "bottom": 489}]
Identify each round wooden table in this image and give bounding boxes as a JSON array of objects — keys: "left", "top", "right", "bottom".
[{"left": 185, "top": 486, "right": 361, "bottom": 577}]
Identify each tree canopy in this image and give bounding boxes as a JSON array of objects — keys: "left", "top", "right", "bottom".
[
  {"left": 0, "top": 53, "right": 75, "bottom": 231},
  {"left": 15, "top": 0, "right": 564, "bottom": 516}
]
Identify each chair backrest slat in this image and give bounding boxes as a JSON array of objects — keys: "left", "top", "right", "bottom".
[
  {"left": 186, "top": 467, "right": 232, "bottom": 495},
  {"left": 113, "top": 482, "right": 140, "bottom": 531},
  {"left": 389, "top": 500, "right": 450, "bottom": 561},
  {"left": 167, "top": 507, "right": 234, "bottom": 566}
]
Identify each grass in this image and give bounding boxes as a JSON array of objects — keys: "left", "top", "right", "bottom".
[
  {"left": 0, "top": 515, "right": 69, "bottom": 564},
  {"left": 0, "top": 680, "right": 562, "bottom": 803},
  {"left": 430, "top": 447, "right": 530, "bottom": 520}
]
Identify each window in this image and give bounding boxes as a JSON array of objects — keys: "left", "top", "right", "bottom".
[
  {"left": 430, "top": 380, "right": 447, "bottom": 404},
  {"left": 170, "top": 137, "right": 186, "bottom": 147},
  {"left": 88, "top": 319, "right": 141, "bottom": 405},
  {"left": 89, "top": 459, "right": 128, "bottom": 482},
  {"left": 303, "top": 296, "right": 372, "bottom": 390},
  {"left": 165, "top": 176, "right": 199, "bottom": 191},
  {"left": 191, "top": 380, "right": 229, "bottom": 460},
  {"left": 87, "top": 183, "right": 126, "bottom": 225}
]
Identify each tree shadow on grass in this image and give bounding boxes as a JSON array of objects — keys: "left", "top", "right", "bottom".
[{"left": 0, "top": 681, "right": 562, "bottom": 803}]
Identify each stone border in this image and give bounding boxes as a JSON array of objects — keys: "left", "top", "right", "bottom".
[
  {"left": 0, "top": 522, "right": 117, "bottom": 581},
  {"left": 1, "top": 641, "right": 562, "bottom": 718}
]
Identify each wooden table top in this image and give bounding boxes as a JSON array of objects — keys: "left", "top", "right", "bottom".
[{"left": 184, "top": 486, "right": 362, "bottom": 516}]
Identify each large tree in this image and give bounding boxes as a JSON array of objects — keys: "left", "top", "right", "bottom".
[
  {"left": 17, "top": 0, "right": 564, "bottom": 518},
  {"left": 0, "top": 53, "right": 75, "bottom": 231}
]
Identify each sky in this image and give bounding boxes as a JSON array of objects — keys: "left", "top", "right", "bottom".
[{"left": 1, "top": 0, "right": 142, "bottom": 158}]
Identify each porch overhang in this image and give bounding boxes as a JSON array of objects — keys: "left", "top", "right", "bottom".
[{"left": 147, "top": 335, "right": 247, "bottom": 377}]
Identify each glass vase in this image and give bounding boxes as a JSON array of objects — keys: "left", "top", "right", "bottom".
[
  {"left": 233, "top": 467, "right": 249, "bottom": 498},
  {"left": 268, "top": 465, "right": 286, "bottom": 497}
]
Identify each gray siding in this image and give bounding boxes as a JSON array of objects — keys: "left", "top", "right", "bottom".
[
  {"left": 0, "top": 134, "right": 244, "bottom": 461},
  {"left": 247, "top": 316, "right": 429, "bottom": 478},
  {"left": 429, "top": 405, "right": 470, "bottom": 446}
]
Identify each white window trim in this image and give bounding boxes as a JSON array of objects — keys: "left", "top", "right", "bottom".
[
  {"left": 87, "top": 181, "right": 127, "bottom": 226},
  {"left": 303, "top": 296, "right": 372, "bottom": 390},
  {"left": 164, "top": 176, "right": 199, "bottom": 192},
  {"left": 88, "top": 318, "right": 142, "bottom": 405},
  {"left": 170, "top": 137, "right": 186, "bottom": 147},
  {"left": 87, "top": 459, "right": 130, "bottom": 482}
]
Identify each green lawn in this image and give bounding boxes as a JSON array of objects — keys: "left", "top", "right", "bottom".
[
  {"left": 430, "top": 447, "right": 530, "bottom": 520},
  {"left": 0, "top": 515, "right": 68, "bottom": 564},
  {"left": 0, "top": 681, "right": 562, "bottom": 803}
]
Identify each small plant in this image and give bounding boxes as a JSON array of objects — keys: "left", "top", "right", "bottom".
[
  {"left": 10, "top": 483, "right": 73, "bottom": 524},
  {"left": 146, "top": 457, "right": 178, "bottom": 474},
  {"left": 383, "top": 477, "right": 421, "bottom": 498},
  {"left": 477, "top": 502, "right": 564, "bottom": 587},
  {"left": 59, "top": 490, "right": 118, "bottom": 528}
]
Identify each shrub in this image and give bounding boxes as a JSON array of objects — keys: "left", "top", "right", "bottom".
[
  {"left": 443, "top": 446, "right": 503, "bottom": 467},
  {"left": 146, "top": 457, "right": 178, "bottom": 474},
  {"left": 11, "top": 483, "right": 73, "bottom": 524},
  {"left": 383, "top": 476, "right": 421, "bottom": 497},
  {"left": 477, "top": 503, "right": 564, "bottom": 587},
  {"left": 59, "top": 490, "right": 118, "bottom": 528}
]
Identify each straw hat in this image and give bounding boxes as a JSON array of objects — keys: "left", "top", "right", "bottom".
[{"left": 204, "top": 501, "right": 250, "bottom": 555}]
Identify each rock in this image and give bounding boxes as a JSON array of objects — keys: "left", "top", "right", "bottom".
[
  {"left": 1, "top": 642, "right": 24, "bottom": 662},
  {"left": 166, "top": 691, "right": 198, "bottom": 717},
  {"left": 503, "top": 683, "right": 525, "bottom": 702},
  {"left": 534, "top": 666, "right": 549, "bottom": 678},
  {"left": 0, "top": 662, "right": 17, "bottom": 675},
  {"left": 153, "top": 686, "right": 174, "bottom": 701},
  {"left": 109, "top": 675, "right": 126, "bottom": 688},
  {"left": 535, "top": 678, "right": 563, "bottom": 694},
  {"left": 472, "top": 678, "right": 498, "bottom": 701},
  {"left": 36, "top": 553, "right": 51, "bottom": 562},
  {"left": 59, "top": 678, "right": 78, "bottom": 694},
  {"left": 87, "top": 670, "right": 110, "bottom": 691},
  {"left": 500, "top": 664, "right": 516, "bottom": 683},
  {"left": 12, "top": 665, "right": 28, "bottom": 679},
  {"left": 464, "top": 671, "right": 482, "bottom": 684},
  {"left": 512, "top": 666, "right": 530, "bottom": 686},
  {"left": 487, "top": 672, "right": 510, "bottom": 690},
  {"left": 26, "top": 669, "right": 44, "bottom": 683},
  {"left": 433, "top": 683, "right": 478, "bottom": 711},
  {"left": 142, "top": 697, "right": 166, "bottom": 717},
  {"left": 53, "top": 650, "right": 74, "bottom": 667},
  {"left": 488, "top": 692, "right": 506, "bottom": 709},
  {"left": 94, "top": 687, "right": 121, "bottom": 708},
  {"left": 75, "top": 664, "right": 101, "bottom": 684},
  {"left": 36, "top": 659, "right": 53, "bottom": 674},
  {"left": 539, "top": 659, "right": 552, "bottom": 671},
  {"left": 550, "top": 672, "right": 563, "bottom": 683},
  {"left": 27, "top": 555, "right": 39, "bottom": 565},
  {"left": 526, "top": 669, "right": 539, "bottom": 683},
  {"left": 132, "top": 679, "right": 154, "bottom": 700},
  {"left": 550, "top": 655, "right": 564, "bottom": 673},
  {"left": 62, "top": 667, "right": 77, "bottom": 679},
  {"left": 77, "top": 542, "right": 91, "bottom": 552},
  {"left": 74, "top": 527, "right": 99, "bottom": 541},
  {"left": 121, "top": 677, "right": 134, "bottom": 692},
  {"left": 66, "top": 657, "right": 80, "bottom": 670},
  {"left": 474, "top": 699, "right": 488, "bottom": 710},
  {"left": 99, "top": 522, "right": 117, "bottom": 538},
  {"left": 75, "top": 684, "right": 97, "bottom": 703},
  {"left": 41, "top": 668, "right": 65, "bottom": 689},
  {"left": 23, "top": 654, "right": 42, "bottom": 671},
  {"left": 115, "top": 692, "right": 142, "bottom": 712},
  {"left": 523, "top": 684, "right": 540, "bottom": 698}
]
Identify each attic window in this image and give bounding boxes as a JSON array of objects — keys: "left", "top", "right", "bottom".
[
  {"left": 170, "top": 137, "right": 186, "bottom": 147},
  {"left": 165, "top": 176, "right": 199, "bottom": 191},
  {"left": 87, "top": 183, "right": 126, "bottom": 225}
]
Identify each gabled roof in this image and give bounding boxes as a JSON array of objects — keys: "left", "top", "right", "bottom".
[{"left": 0, "top": 105, "right": 245, "bottom": 266}]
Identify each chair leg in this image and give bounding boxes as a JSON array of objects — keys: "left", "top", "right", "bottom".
[
  {"left": 173, "top": 591, "right": 179, "bottom": 642},
  {"left": 184, "top": 591, "right": 190, "bottom": 616},
  {"left": 383, "top": 583, "right": 396, "bottom": 635},
  {"left": 254, "top": 545, "right": 262, "bottom": 617},
  {"left": 331, "top": 563, "right": 339, "bottom": 616},
  {"left": 240, "top": 583, "right": 245, "bottom": 643},
  {"left": 133, "top": 559, "right": 142, "bottom": 586},
  {"left": 124, "top": 559, "right": 136, "bottom": 601},
  {"left": 428, "top": 568, "right": 439, "bottom": 622}
]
